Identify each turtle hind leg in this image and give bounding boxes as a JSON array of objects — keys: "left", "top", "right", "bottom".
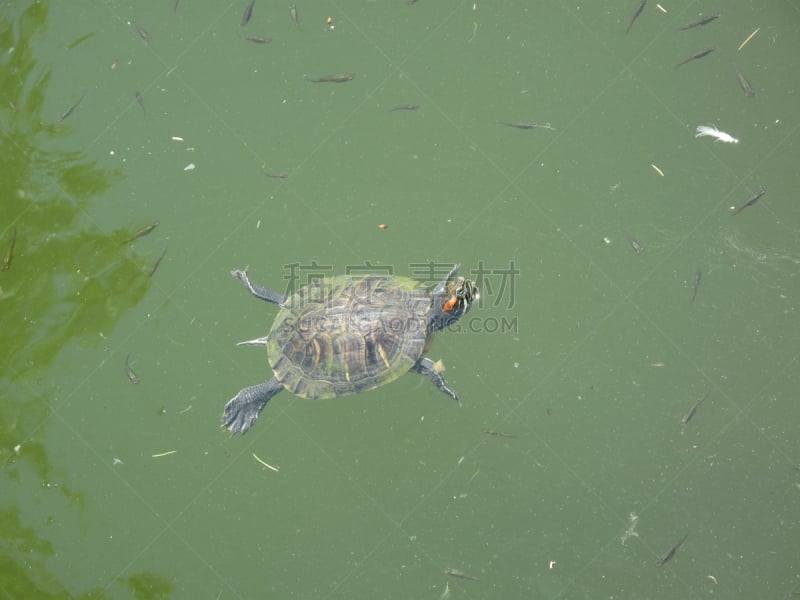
[
  {"left": 412, "top": 357, "right": 461, "bottom": 406},
  {"left": 222, "top": 377, "right": 284, "bottom": 434},
  {"left": 231, "top": 269, "right": 287, "bottom": 305}
]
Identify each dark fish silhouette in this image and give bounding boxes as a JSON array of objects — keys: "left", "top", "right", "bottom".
[
  {"left": 626, "top": 0, "right": 647, "bottom": 34},
  {"left": 690, "top": 267, "right": 702, "bottom": 303},
  {"left": 123, "top": 221, "right": 159, "bottom": 244},
  {"left": 731, "top": 187, "right": 765, "bottom": 216},
  {"left": 241, "top": 0, "right": 255, "bottom": 27},
  {"left": 498, "top": 121, "right": 555, "bottom": 130},
  {"left": 680, "top": 393, "right": 707, "bottom": 425},
  {"left": 734, "top": 65, "right": 755, "bottom": 97},
  {"left": 59, "top": 94, "right": 84, "bottom": 122},
  {"left": 655, "top": 533, "right": 688, "bottom": 567},
  {"left": 135, "top": 90, "right": 146, "bottom": 116},
  {"left": 149, "top": 248, "right": 167, "bottom": 278},
  {"left": 1, "top": 226, "right": 16, "bottom": 271},
  {"left": 677, "top": 47, "right": 715, "bottom": 67},
  {"left": 306, "top": 73, "right": 355, "bottom": 83},
  {"left": 679, "top": 12, "right": 720, "bottom": 30}
]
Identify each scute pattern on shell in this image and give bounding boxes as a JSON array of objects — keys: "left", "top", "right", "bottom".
[{"left": 267, "top": 274, "right": 433, "bottom": 399}]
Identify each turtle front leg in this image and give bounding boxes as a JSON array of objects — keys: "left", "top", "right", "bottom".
[
  {"left": 222, "top": 377, "right": 284, "bottom": 434},
  {"left": 412, "top": 357, "right": 461, "bottom": 406},
  {"left": 231, "top": 269, "right": 287, "bottom": 305}
]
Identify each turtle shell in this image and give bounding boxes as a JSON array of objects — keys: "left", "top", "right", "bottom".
[{"left": 267, "top": 274, "right": 433, "bottom": 399}]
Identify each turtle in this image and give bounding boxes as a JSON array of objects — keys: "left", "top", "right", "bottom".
[{"left": 222, "top": 264, "right": 479, "bottom": 434}]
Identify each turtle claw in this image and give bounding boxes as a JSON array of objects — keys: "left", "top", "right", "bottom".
[
  {"left": 222, "top": 378, "right": 283, "bottom": 434},
  {"left": 413, "top": 357, "right": 461, "bottom": 405},
  {"left": 237, "top": 336, "right": 269, "bottom": 347},
  {"left": 231, "top": 268, "right": 287, "bottom": 305}
]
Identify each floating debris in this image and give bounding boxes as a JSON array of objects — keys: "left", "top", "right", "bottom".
[
  {"left": 737, "top": 27, "right": 760, "bottom": 52},
  {"left": 151, "top": 450, "right": 177, "bottom": 458},
  {"left": 620, "top": 512, "right": 639, "bottom": 545},
  {"left": 253, "top": 452, "right": 279, "bottom": 472},
  {"left": 695, "top": 125, "right": 738, "bottom": 144}
]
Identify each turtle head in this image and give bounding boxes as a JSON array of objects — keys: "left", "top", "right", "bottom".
[{"left": 430, "top": 265, "right": 479, "bottom": 331}]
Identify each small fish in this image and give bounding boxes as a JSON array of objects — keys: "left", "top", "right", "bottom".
[
  {"left": 244, "top": 35, "right": 272, "bottom": 43},
  {"left": 265, "top": 172, "right": 288, "bottom": 179},
  {"left": 483, "top": 429, "right": 517, "bottom": 438},
  {"left": 625, "top": 0, "right": 647, "bottom": 34},
  {"left": 306, "top": 73, "right": 355, "bottom": 83},
  {"left": 680, "top": 393, "right": 707, "bottom": 425},
  {"left": 125, "top": 354, "right": 140, "bottom": 384},
  {"left": 289, "top": 5, "right": 300, "bottom": 28},
  {"left": 498, "top": 121, "right": 555, "bottom": 130},
  {"left": 626, "top": 233, "right": 644, "bottom": 255},
  {"left": 690, "top": 267, "right": 702, "bottom": 303},
  {"left": 444, "top": 567, "right": 479, "bottom": 581},
  {"left": 123, "top": 220, "right": 159, "bottom": 244},
  {"left": 241, "top": 0, "right": 255, "bottom": 27},
  {"left": 174, "top": 0, "right": 180, "bottom": 12},
  {"left": 389, "top": 104, "right": 420, "bottom": 112},
  {"left": 731, "top": 187, "right": 765, "bottom": 216},
  {"left": 734, "top": 65, "right": 755, "bottom": 97},
  {"left": 149, "top": 248, "right": 167, "bottom": 278},
  {"left": 678, "top": 12, "right": 720, "bottom": 30},
  {"left": 58, "top": 94, "right": 84, "bottom": 122},
  {"left": 677, "top": 46, "right": 715, "bottom": 67},
  {"left": 135, "top": 25, "right": 152, "bottom": 42},
  {"left": 135, "top": 90, "right": 146, "bottom": 116},
  {"left": 695, "top": 125, "right": 738, "bottom": 144},
  {"left": 655, "top": 533, "right": 688, "bottom": 567},
  {"left": 1, "top": 226, "right": 16, "bottom": 271},
  {"left": 67, "top": 32, "right": 95, "bottom": 50}
]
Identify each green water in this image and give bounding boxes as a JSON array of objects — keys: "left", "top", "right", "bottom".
[{"left": 2, "top": 1, "right": 799, "bottom": 598}]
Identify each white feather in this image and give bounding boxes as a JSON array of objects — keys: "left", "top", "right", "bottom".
[{"left": 695, "top": 125, "right": 739, "bottom": 144}]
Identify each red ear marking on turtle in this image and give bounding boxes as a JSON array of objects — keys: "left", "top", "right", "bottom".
[{"left": 443, "top": 295, "right": 459, "bottom": 313}]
